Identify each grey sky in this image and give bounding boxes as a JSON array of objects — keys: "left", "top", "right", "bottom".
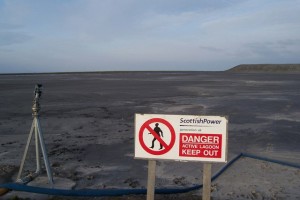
[{"left": 0, "top": 0, "right": 299, "bottom": 73}]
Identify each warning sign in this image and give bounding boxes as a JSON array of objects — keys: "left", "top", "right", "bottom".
[{"left": 135, "top": 114, "right": 228, "bottom": 162}]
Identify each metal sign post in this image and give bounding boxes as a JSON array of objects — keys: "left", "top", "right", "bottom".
[{"left": 16, "top": 84, "right": 53, "bottom": 185}]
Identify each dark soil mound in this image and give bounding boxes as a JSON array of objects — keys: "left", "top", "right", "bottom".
[{"left": 228, "top": 64, "right": 300, "bottom": 73}]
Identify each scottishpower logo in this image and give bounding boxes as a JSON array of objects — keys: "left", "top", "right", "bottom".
[{"left": 180, "top": 117, "right": 222, "bottom": 125}]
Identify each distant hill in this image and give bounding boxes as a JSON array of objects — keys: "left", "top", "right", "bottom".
[{"left": 228, "top": 64, "right": 300, "bottom": 73}]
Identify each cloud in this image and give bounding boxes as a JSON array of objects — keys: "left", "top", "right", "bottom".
[
  {"left": 0, "top": 22, "right": 22, "bottom": 30},
  {"left": 0, "top": 31, "right": 33, "bottom": 46},
  {"left": 199, "top": 45, "right": 224, "bottom": 53},
  {"left": 237, "top": 39, "right": 300, "bottom": 63}
]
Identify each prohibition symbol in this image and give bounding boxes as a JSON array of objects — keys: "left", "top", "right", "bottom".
[{"left": 139, "top": 118, "right": 176, "bottom": 155}]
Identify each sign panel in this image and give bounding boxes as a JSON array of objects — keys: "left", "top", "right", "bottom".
[{"left": 134, "top": 114, "right": 228, "bottom": 163}]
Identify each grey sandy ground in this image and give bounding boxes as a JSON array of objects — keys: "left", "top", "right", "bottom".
[{"left": 0, "top": 72, "right": 300, "bottom": 199}]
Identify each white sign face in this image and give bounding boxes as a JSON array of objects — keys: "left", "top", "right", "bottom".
[{"left": 134, "top": 114, "right": 228, "bottom": 163}]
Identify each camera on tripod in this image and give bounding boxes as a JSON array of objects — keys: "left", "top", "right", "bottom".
[{"left": 32, "top": 84, "right": 43, "bottom": 116}]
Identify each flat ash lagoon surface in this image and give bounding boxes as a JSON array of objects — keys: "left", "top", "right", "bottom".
[{"left": 0, "top": 71, "right": 300, "bottom": 199}]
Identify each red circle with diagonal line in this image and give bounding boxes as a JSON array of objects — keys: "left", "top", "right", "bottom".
[{"left": 139, "top": 118, "right": 176, "bottom": 155}]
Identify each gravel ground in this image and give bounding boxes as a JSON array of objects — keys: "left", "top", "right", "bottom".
[{"left": 0, "top": 71, "right": 300, "bottom": 199}]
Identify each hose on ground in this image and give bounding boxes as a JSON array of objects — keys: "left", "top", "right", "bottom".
[{"left": 0, "top": 153, "right": 299, "bottom": 197}]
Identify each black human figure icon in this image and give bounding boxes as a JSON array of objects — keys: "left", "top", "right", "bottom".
[{"left": 149, "top": 123, "right": 164, "bottom": 150}]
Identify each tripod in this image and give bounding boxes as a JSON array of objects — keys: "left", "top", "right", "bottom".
[{"left": 16, "top": 84, "right": 53, "bottom": 185}]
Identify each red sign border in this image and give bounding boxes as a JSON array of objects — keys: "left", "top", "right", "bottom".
[{"left": 139, "top": 118, "right": 176, "bottom": 155}]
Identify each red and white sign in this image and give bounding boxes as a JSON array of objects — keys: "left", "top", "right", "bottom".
[{"left": 135, "top": 114, "right": 228, "bottom": 162}]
